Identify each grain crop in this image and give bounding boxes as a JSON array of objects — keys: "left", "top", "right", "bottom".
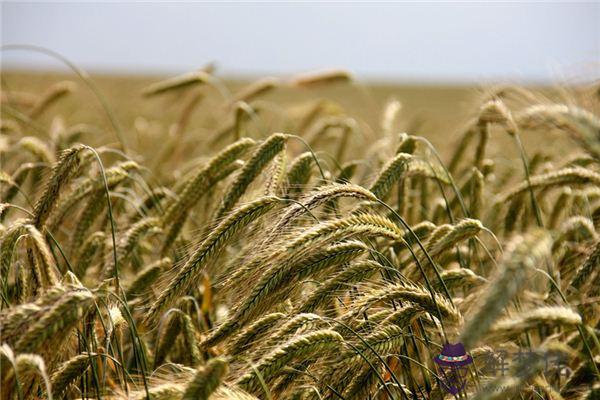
[{"left": 1, "top": 68, "right": 599, "bottom": 399}]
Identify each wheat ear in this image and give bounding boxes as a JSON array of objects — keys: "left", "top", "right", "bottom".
[
  {"left": 236, "top": 330, "right": 343, "bottom": 394},
  {"left": 17, "top": 136, "right": 55, "bottom": 163},
  {"left": 227, "top": 312, "right": 287, "bottom": 356},
  {"left": 290, "top": 69, "right": 353, "bottom": 87},
  {"left": 15, "top": 288, "right": 94, "bottom": 353},
  {"left": 502, "top": 167, "right": 600, "bottom": 202},
  {"left": 488, "top": 306, "right": 581, "bottom": 340},
  {"left": 569, "top": 240, "right": 600, "bottom": 293},
  {"left": 369, "top": 153, "right": 412, "bottom": 200},
  {"left": 459, "top": 230, "right": 552, "bottom": 348},
  {"left": 283, "top": 152, "right": 314, "bottom": 198},
  {"left": 182, "top": 357, "right": 229, "bottom": 400},
  {"left": 162, "top": 138, "right": 255, "bottom": 226},
  {"left": 215, "top": 133, "right": 287, "bottom": 219},
  {"left": 142, "top": 70, "right": 213, "bottom": 96},
  {"left": 24, "top": 224, "right": 59, "bottom": 287},
  {"left": 146, "top": 196, "right": 280, "bottom": 323},
  {"left": 296, "top": 260, "right": 383, "bottom": 314},
  {"left": 205, "top": 241, "right": 367, "bottom": 347},
  {"left": 125, "top": 257, "right": 171, "bottom": 299},
  {"left": 32, "top": 145, "right": 84, "bottom": 229},
  {"left": 348, "top": 283, "right": 460, "bottom": 323},
  {"left": 274, "top": 183, "right": 376, "bottom": 233},
  {"left": 230, "top": 77, "right": 280, "bottom": 105},
  {"left": 29, "top": 81, "right": 76, "bottom": 118},
  {"left": 50, "top": 353, "right": 97, "bottom": 397}
]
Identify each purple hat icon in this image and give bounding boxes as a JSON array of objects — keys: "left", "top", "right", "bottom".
[
  {"left": 433, "top": 342, "right": 473, "bottom": 394},
  {"left": 433, "top": 342, "right": 473, "bottom": 367}
]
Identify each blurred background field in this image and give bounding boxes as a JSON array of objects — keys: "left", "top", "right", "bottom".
[{"left": 1, "top": 69, "right": 584, "bottom": 168}]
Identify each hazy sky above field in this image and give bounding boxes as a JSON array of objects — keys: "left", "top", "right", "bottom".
[{"left": 2, "top": 2, "right": 599, "bottom": 83}]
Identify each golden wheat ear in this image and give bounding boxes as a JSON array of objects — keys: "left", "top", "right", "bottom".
[{"left": 145, "top": 196, "right": 281, "bottom": 324}]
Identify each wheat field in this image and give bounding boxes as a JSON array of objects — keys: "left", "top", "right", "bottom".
[{"left": 1, "top": 68, "right": 599, "bottom": 399}]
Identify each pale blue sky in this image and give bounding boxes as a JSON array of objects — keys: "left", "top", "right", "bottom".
[{"left": 2, "top": 1, "right": 599, "bottom": 83}]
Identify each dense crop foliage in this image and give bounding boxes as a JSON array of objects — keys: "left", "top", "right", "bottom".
[{"left": 1, "top": 70, "right": 599, "bottom": 399}]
